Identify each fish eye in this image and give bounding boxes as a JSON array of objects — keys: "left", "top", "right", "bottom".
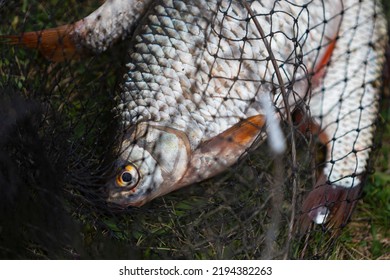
[
  {"left": 121, "top": 172, "right": 133, "bottom": 183},
  {"left": 115, "top": 164, "right": 140, "bottom": 189}
]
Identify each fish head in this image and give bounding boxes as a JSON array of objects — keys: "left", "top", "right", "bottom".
[{"left": 106, "top": 122, "right": 191, "bottom": 207}]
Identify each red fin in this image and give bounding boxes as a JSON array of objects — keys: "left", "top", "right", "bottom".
[
  {"left": 298, "top": 174, "right": 362, "bottom": 234},
  {"left": 197, "top": 114, "right": 265, "bottom": 163},
  {"left": 198, "top": 114, "right": 266, "bottom": 152},
  {"left": 219, "top": 114, "right": 266, "bottom": 147},
  {"left": 292, "top": 108, "right": 329, "bottom": 144},
  {"left": 1, "top": 24, "right": 79, "bottom": 62},
  {"left": 292, "top": 104, "right": 361, "bottom": 234},
  {"left": 179, "top": 115, "right": 265, "bottom": 186},
  {"left": 311, "top": 39, "right": 337, "bottom": 87}
]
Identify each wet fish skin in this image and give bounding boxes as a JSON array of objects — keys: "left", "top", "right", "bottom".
[
  {"left": 107, "top": 0, "right": 342, "bottom": 205},
  {"left": 72, "top": 0, "right": 154, "bottom": 54},
  {"left": 2, "top": 0, "right": 387, "bottom": 229},
  {"left": 1, "top": 0, "right": 153, "bottom": 61},
  {"left": 108, "top": 0, "right": 387, "bottom": 230},
  {"left": 300, "top": 0, "right": 388, "bottom": 229}
]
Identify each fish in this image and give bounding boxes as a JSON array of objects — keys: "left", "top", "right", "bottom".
[
  {"left": 2, "top": 0, "right": 387, "bottom": 231},
  {"left": 298, "top": 0, "right": 388, "bottom": 230},
  {"left": 107, "top": 0, "right": 345, "bottom": 206},
  {"left": 1, "top": 0, "right": 154, "bottom": 61}
]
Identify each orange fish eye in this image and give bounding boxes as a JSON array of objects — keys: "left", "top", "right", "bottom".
[{"left": 115, "top": 164, "right": 140, "bottom": 189}]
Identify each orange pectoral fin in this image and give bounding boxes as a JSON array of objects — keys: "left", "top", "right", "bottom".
[
  {"left": 179, "top": 115, "right": 266, "bottom": 186},
  {"left": 1, "top": 24, "right": 81, "bottom": 62},
  {"left": 218, "top": 114, "right": 266, "bottom": 147},
  {"left": 200, "top": 114, "right": 266, "bottom": 155},
  {"left": 311, "top": 38, "right": 337, "bottom": 87}
]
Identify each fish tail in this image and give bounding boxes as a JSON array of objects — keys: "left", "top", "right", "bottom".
[
  {"left": 292, "top": 110, "right": 363, "bottom": 233},
  {"left": 1, "top": 24, "right": 81, "bottom": 62},
  {"left": 298, "top": 174, "right": 362, "bottom": 233}
]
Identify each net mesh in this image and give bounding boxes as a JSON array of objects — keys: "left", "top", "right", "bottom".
[{"left": 0, "top": 0, "right": 388, "bottom": 259}]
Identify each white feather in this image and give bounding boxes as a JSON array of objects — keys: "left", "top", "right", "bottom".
[{"left": 260, "top": 93, "right": 286, "bottom": 154}]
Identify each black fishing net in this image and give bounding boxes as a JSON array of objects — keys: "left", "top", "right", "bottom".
[{"left": 0, "top": 0, "right": 388, "bottom": 260}]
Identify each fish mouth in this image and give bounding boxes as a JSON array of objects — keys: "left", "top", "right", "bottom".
[{"left": 106, "top": 189, "right": 146, "bottom": 208}]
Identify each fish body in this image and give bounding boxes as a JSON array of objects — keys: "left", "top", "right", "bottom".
[
  {"left": 300, "top": 0, "right": 388, "bottom": 228},
  {"left": 108, "top": 0, "right": 387, "bottom": 229},
  {"left": 108, "top": 0, "right": 339, "bottom": 204},
  {"left": 2, "top": 0, "right": 387, "bottom": 229}
]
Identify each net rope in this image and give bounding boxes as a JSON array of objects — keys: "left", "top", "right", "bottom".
[{"left": 0, "top": 0, "right": 387, "bottom": 259}]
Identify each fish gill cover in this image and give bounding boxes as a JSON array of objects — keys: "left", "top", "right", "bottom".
[{"left": 0, "top": 0, "right": 389, "bottom": 259}]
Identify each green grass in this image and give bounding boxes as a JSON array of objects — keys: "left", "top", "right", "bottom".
[
  {"left": 335, "top": 110, "right": 390, "bottom": 259},
  {"left": 0, "top": 0, "right": 389, "bottom": 260}
]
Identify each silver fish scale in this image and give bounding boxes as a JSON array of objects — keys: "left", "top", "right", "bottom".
[
  {"left": 119, "top": 0, "right": 338, "bottom": 145},
  {"left": 118, "top": 0, "right": 387, "bottom": 187},
  {"left": 310, "top": 0, "right": 387, "bottom": 187}
]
